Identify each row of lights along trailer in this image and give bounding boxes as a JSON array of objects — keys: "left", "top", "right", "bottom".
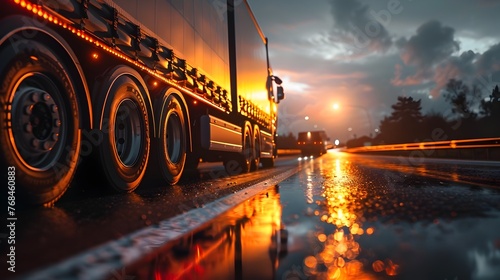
[{"left": 0, "top": 0, "right": 284, "bottom": 206}]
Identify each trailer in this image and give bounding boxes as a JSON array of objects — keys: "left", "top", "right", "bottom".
[
  {"left": 0, "top": 0, "right": 284, "bottom": 205},
  {"left": 297, "top": 130, "right": 329, "bottom": 156}
]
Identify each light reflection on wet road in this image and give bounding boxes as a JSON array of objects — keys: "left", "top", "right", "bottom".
[
  {"left": 130, "top": 186, "right": 285, "bottom": 279},
  {"left": 1, "top": 157, "right": 298, "bottom": 278},
  {"left": 129, "top": 151, "right": 500, "bottom": 280}
]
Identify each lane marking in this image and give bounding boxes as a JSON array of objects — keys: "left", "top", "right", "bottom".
[{"left": 19, "top": 166, "right": 301, "bottom": 280}]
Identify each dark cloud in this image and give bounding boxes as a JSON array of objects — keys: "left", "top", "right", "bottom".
[
  {"left": 392, "top": 20, "right": 460, "bottom": 90},
  {"left": 394, "top": 24, "right": 499, "bottom": 98},
  {"left": 391, "top": 63, "right": 432, "bottom": 87},
  {"left": 432, "top": 50, "right": 478, "bottom": 96},
  {"left": 399, "top": 20, "right": 459, "bottom": 69},
  {"left": 328, "top": 0, "right": 393, "bottom": 54},
  {"left": 476, "top": 43, "right": 500, "bottom": 75},
  {"left": 478, "top": 0, "right": 500, "bottom": 7},
  {"left": 249, "top": 0, "right": 500, "bottom": 138}
]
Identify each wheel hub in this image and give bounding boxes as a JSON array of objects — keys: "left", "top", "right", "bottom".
[
  {"left": 11, "top": 80, "right": 63, "bottom": 170},
  {"left": 114, "top": 98, "right": 142, "bottom": 167},
  {"left": 165, "top": 112, "right": 182, "bottom": 163}
]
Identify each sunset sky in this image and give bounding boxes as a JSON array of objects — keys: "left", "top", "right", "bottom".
[{"left": 249, "top": 0, "right": 500, "bottom": 141}]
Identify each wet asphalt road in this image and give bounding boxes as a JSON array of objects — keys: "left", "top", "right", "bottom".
[
  {"left": 128, "top": 151, "right": 500, "bottom": 280},
  {"left": 1, "top": 156, "right": 299, "bottom": 278},
  {"left": 3, "top": 151, "right": 500, "bottom": 279}
]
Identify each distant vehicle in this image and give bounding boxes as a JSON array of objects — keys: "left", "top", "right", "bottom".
[{"left": 297, "top": 130, "right": 330, "bottom": 156}]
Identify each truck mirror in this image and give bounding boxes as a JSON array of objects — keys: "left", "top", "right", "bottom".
[
  {"left": 272, "top": 75, "right": 282, "bottom": 85},
  {"left": 277, "top": 86, "right": 285, "bottom": 102}
]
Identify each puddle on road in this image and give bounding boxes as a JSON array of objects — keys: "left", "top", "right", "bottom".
[
  {"left": 127, "top": 185, "right": 285, "bottom": 279},
  {"left": 125, "top": 153, "right": 500, "bottom": 280}
]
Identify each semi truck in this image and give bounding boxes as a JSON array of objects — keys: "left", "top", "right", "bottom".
[
  {"left": 297, "top": 130, "right": 329, "bottom": 156},
  {"left": 0, "top": 0, "right": 284, "bottom": 205}
]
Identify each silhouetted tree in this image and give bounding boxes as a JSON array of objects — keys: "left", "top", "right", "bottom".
[
  {"left": 443, "top": 79, "right": 481, "bottom": 120},
  {"left": 443, "top": 79, "right": 483, "bottom": 139},
  {"left": 478, "top": 85, "right": 500, "bottom": 137},
  {"left": 420, "top": 111, "right": 451, "bottom": 142},
  {"left": 276, "top": 132, "right": 298, "bottom": 149},
  {"left": 372, "top": 81, "right": 499, "bottom": 145},
  {"left": 346, "top": 135, "right": 373, "bottom": 148},
  {"left": 480, "top": 85, "right": 500, "bottom": 118},
  {"left": 376, "top": 96, "right": 423, "bottom": 144}
]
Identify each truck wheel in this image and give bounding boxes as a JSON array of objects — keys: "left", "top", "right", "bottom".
[
  {"left": 98, "top": 75, "right": 150, "bottom": 192},
  {"left": 241, "top": 122, "right": 253, "bottom": 173},
  {"left": 261, "top": 157, "right": 275, "bottom": 168},
  {"left": 223, "top": 122, "right": 252, "bottom": 175},
  {"left": 0, "top": 44, "right": 80, "bottom": 206},
  {"left": 156, "top": 95, "right": 186, "bottom": 184},
  {"left": 251, "top": 125, "right": 261, "bottom": 171}
]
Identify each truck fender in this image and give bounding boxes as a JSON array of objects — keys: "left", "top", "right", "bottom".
[
  {"left": 0, "top": 14, "right": 93, "bottom": 129},
  {"left": 93, "top": 65, "right": 155, "bottom": 137}
]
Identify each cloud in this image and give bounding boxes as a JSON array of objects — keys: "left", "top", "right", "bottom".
[
  {"left": 432, "top": 50, "right": 478, "bottom": 97},
  {"left": 328, "top": 0, "right": 393, "bottom": 55},
  {"left": 426, "top": 43, "right": 500, "bottom": 98},
  {"left": 398, "top": 20, "right": 459, "bottom": 69},
  {"left": 391, "top": 63, "right": 432, "bottom": 87},
  {"left": 393, "top": 22, "right": 499, "bottom": 98},
  {"left": 392, "top": 20, "right": 460, "bottom": 90},
  {"left": 249, "top": 0, "right": 500, "bottom": 139},
  {"left": 476, "top": 42, "right": 500, "bottom": 75},
  {"left": 478, "top": 0, "right": 500, "bottom": 7}
]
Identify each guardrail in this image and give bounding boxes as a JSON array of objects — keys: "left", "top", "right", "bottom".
[
  {"left": 277, "top": 149, "right": 301, "bottom": 156},
  {"left": 343, "top": 137, "right": 500, "bottom": 161}
]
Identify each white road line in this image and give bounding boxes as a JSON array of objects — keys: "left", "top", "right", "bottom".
[{"left": 19, "top": 166, "right": 300, "bottom": 280}]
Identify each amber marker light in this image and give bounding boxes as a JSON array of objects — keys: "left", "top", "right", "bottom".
[
  {"left": 12, "top": 0, "right": 231, "bottom": 114},
  {"left": 450, "top": 140, "right": 457, "bottom": 148}
]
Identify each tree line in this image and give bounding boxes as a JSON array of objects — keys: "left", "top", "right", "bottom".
[
  {"left": 346, "top": 79, "right": 500, "bottom": 148},
  {"left": 277, "top": 79, "right": 500, "bottom": 149}
]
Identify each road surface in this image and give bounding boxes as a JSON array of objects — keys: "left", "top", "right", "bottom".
[{"left": 4, "top": 151, "right": 500, "bottom": 279}]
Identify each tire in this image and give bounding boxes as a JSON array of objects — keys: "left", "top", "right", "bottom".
[
  {"left": 240, "top": 122, "right": 253, "bottom": 173},
  {"left": 261, "top": 157, "right": 275, "bottom": 168},
  {"left": 0, "top": 41, "right": 80, "bottom": 206},
  {"left": 156, "top": 94, "right": 187, "bottom": 185},
  {"left": 223, "top": 122, "right": 252, "bottom": 175},
  {"left": 251, "top": 125, "right": 261, "bottom": 171},
  {"left": 261, "top": 141, "right": 276, "bottom": 168},
  {"left": 97, "top": 73, "right": 150, "bottom": 192},
  {"left": 223, "top": 122, "right": 254, "bottom": 176}
]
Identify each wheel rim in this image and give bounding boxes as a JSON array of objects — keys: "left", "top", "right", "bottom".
[
  {"left": 114, "top": 98, "right": 143, "bottom": 167},
  {"left": 165, "top": 112, "right": 183, "bottom": 164},
  {"left": 254, "top": 131, "right": 260, "bottom": 159},
  {"left": 10, "top": 73, "right": 66, "bottom": 171},
  {"left": 243, "top": 128, "right": 252, "bottom": 162}
]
